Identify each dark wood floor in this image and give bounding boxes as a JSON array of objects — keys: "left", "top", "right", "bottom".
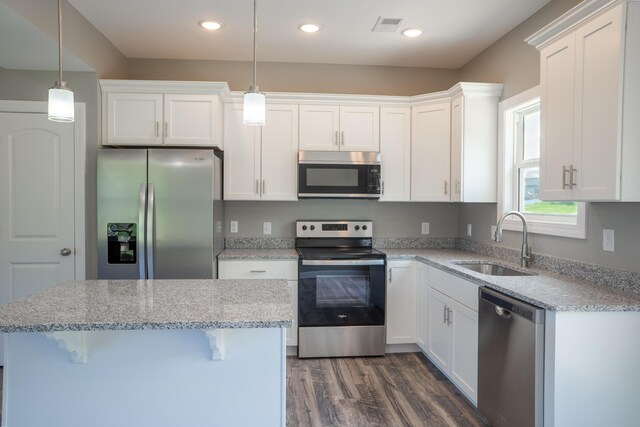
[{"left": 287, "top": 352, "right": 487, "bottom": 427}]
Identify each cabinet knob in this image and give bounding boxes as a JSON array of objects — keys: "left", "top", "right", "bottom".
[{"left": 60, "top": 248, "right": 72, "bottom": 256}]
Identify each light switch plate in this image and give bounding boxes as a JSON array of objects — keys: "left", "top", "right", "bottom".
[
  {"left": 421, "top": 222, "right": 430, "bottom": 235},
  {"left": 490, "top": 225, "right": 497, "bottom": 241},
  {"left": 230, "top": 221, "right": 238, "bottom": 233},
  {"left": 263, "top": 222, "right": 272, "bottom": 235},
  {"left": 603, "top": 229, "right": 615, "bottom": 252},
  {"left": 467, "top": 224, "right": 472, "bottom": 237}
]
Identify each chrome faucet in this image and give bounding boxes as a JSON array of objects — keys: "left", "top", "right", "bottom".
[{"left": 495, "top": 211, "right": 531, "bottom": 268}]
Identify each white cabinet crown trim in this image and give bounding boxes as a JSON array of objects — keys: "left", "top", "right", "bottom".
[
  {"left": 526, "top": 0, "right": 627, "bottom": 49},
  {"left": 100, "top": 79, "right": 230, "bottom": 95}
]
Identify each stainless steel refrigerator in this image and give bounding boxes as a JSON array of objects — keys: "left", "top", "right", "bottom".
[{"left": 97, "top": 149, "right": 223, "bottom": 280}]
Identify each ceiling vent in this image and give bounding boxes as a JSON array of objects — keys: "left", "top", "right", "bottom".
[{"left": 372, "top": 17, "right": 404, "bottom": 32}]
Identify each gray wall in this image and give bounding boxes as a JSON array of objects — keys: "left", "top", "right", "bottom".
[
  {"left": 458, "top": 0, "right": 640, "bottom": 273},
  {"left": 225, "top": 201, "right": 459, "bottom": 238},
  {"left": 0, "top": 68, "right": 100, "bottom": 279}
]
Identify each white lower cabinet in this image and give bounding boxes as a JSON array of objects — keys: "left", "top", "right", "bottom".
[
  {"left": 218, "top": 260, "right": 298, "bottom": 347},
  {"left": 386, "top": 260, "right": 417, "bottom": 344},
  {"left": 416, "top": 263, "right": 429, "bottom": 351},
  {"left": 425, "top": 265, "right": 479, "bottom": 405}
]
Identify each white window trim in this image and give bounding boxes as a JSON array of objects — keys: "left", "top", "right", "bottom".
[{"left": 497, "top": 86, "right": 586, "bottom": 239}]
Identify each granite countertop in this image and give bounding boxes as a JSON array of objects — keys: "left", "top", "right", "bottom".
[
  {"left": 0, "top": 279, "right": 294, "bottom": 333},
  {"left": 218, "top": 249, "right": 299, "bottom": 260},
  {"left": 381, "top": 249, "right": 640, "bottom": 312}
]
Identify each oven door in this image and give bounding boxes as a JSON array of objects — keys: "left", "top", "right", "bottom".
[
  {"left": 298, "top": 259, "right": 385, "bottom": 327},
  {"left": 298, "top": 163, "right": 380, "bottom": 198}
]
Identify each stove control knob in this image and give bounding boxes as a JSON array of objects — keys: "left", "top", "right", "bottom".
[
  {"left": 310, "top": 225, "right": 315, "bottom": 231},
  {"left": 355, "top": 225, "right": 360, "bottom": 231},
  {"left": 302, "top": 225, "right": 307, "bottom": 231},
  {"left": 362, "top": 225, "right": 368, "bottom": 231}
]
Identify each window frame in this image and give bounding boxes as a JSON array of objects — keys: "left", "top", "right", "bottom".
[{"left": 497, "top": 86, "right": 586, "bottom": 239}]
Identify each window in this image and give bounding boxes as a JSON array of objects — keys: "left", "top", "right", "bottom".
[{"left": 498, "top": 86, "right": 586, "bottom": 239}]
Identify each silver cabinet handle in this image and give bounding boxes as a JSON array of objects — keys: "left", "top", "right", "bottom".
[
  {"left": 381, "top": 181, "right": 385, "bottom": 195},
  {"left": 443, "top": 306, "right": 447, "bottom": 324},
  {"left": 341, "top": 131, "right": 345, "bottom": 145},
  {"left": 155, "top": 121, "right": 160, "bottom": 138},
  {"left": 447, "top": 307, "right": 453, "bottom": 325},
  {"left": 570, "top": 164, "right": 577, "bottom": 188},
  {"left": 444, "top": 180, "right": 448, "bottom": 195},
  {"left": 389, "top": 268, "right": 392, "bottom": 283},
  {"left": 60, "top": 248, "right": 72, "bottom": 256},
  {"left": 456, "top": 180, "right": 461, "bottom": 195},
  {"left": 262, "top": 179, "right": 266, "bottom": 194},
  {"left": 335, "top": 131, "right": 339, "bottom": 145},
  {"left": 256, "top": 179, "right": 259, "bottom": 194},
  {"left": 164, "top": 122, "right": 168, "bottom": 138},
  {"left": 250, "top": 270, "right": 266, "bottom": 273},
  {"left": 562, "top": 165, "right": 569, "bottom": 189}
]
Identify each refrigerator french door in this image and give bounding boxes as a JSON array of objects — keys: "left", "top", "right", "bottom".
[{"left": 97, "top": 149, "right": 223, "bottom": 280}]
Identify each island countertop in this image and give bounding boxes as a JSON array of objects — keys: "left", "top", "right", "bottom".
[{"left": 0, "top": 279, "right": 294, "bottom": 333}]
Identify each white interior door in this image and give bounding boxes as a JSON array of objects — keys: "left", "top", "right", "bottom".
[{"left": 0, "top": 111, "right": 78, "bottom": 364}]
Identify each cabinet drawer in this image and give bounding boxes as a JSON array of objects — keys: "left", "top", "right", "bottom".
[
  {"left": 218, "top": 260, "right": 298, "bottom": 280},
  {"left": 429, "top": 266, "right": 479, "bottom": 312}
]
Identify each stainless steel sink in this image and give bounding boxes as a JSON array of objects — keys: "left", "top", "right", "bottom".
[{"left": 454, "top": 262, "right": 532, "bottom": 276}]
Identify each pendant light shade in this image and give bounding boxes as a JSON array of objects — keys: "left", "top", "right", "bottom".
[
  {"left": 48, "top": 0, "right": 74, "bottom": 123},
  {"left": 243, "top": 0, "right": 265, "bottom": 126}
]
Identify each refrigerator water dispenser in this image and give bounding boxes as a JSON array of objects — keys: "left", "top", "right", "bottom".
[{"left": 107, "top": 223, "right": 137, "bottom": 264}]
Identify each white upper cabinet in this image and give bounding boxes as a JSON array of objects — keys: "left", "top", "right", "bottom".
[
  {"left": 528, "top": 0, "right": 640, "bottom": 201},
  {"left": 411, "top": 102, "right": 451, "bottom": 201},
  {"left": 224, "top": 103, "right": 299, "bottom": 201},
  {"left": 379, "top": 107, "right": 411, "bottom": 202},
  {"left": 299, "top": 105, "right": 379, "bottom": 152},
  {"left": 449, "top": 83, "right": 503, "bottom": 203},
  {"left": 101, "top": 80, "right": 227, "bottom": 149}
]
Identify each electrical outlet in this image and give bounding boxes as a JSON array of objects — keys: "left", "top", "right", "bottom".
[
  {"left": 491, "top": 225, "right": 497, "bottom": 241},
  {"left": 263, "top": 222, "right": 272, "bottom": 235},
  {"left": 467, "top": 224, "right": 472, "bottom": 237},
  {"left": 216, "top": 221, "right": 222, "bottom": 233},
  {"left": 230, "top": 221, "right": 238, "bottom": 233},
  {"left": 421, "top": 222, "right": 430, "bottom": 235},
  {"left": 603, "top": 229, "right": 615, "bottom": 252}
]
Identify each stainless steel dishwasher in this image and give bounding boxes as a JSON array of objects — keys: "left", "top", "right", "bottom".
[{"left": 478, "top": 287, "right": 545, "bottom": 427}]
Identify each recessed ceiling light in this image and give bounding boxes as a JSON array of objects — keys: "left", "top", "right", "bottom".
[
  {"left": 299, "top": 23, "right": 321, "bottom": 33},
  {"left": 402, "top": 28, "right": 423, "bottom": 38},
  {"left": 199, "top": 20, "right": 222, "bottom": 31}
]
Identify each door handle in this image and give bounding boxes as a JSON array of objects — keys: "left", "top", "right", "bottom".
[
  {"left": 447, "top": 307, "right": 453, "bottom": 325},
  {"left": 164, "top": 122, "right": 168, "bottom": 138},
  {"left": 60, "top": 247, "right": 72, "bottom": 256},
  {"left": 562, "top": 165, "right": 569, "bottom": 189},
  {"left": 250, "top": 270, "right": 267, "bottom": 273},
  {"left": 443, "top": 306, "right": 447, "bottom": 324},
  {"left": 147, "top": 183, "right": 156, "bottom": 280},
  {"left": 381, "top": 181, "right": 385, "bottom": 196},
  {"left": 444, "top": 180, "right": 448, "bottom": 195},
  {"left": 256, "top": 179, "right": 260, "bottom": 194},
  {"left": 138, "top": 183, "right": 147, "bottom": 279},
  {"left": 341, "top": 131, "right": 345, "bottom": 145},
  {"left": 335, "top": 131, "right": 339, "bottom": 145},
  {"left": 570, "top": 164, "right": 577, "bottom": 188},
  {"left": 155, "top": 121, "right": 160, "bottom": 138},
  {"left": 388, "top": 268, "right": 392, "bottom": 283},
  {"left": 262, "top": 179, "right": 266, "bottom": 195},
  {"left": 495, "top": 306, "right": 512, "bottom": 319}
]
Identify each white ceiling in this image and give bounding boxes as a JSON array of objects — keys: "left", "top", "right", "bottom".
[{"left": 67, "top": 0, "right": 552, "bottom": 69}]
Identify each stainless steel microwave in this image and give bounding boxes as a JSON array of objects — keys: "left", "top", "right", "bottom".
[{"left": 298, "top": 151, "right": 381, "bottom": 199}]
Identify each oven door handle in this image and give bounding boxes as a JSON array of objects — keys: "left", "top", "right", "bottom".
[{"left": 301, "top": 259, "right": 385, "bottom": 266}]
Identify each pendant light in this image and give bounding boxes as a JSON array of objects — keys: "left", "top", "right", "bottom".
[
  {"left": 48, "top": 0, "right": 74, "bottom": 123},
  {"left": 243, "top": 0, "right": 265, "bottom": 126}
]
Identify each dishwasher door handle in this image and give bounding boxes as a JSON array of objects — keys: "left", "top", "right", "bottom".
[{"left": 495, "top": 306, "right": 512, "bottom": 319}]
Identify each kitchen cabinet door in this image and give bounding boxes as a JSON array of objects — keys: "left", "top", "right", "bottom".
[
  {"left": 105, "top": 93, "right": 163, "bottom": 146},
  {"left": 339, "top": 106, "right": 380, "bottom": 152},
  {"left": 427, "top": 287, "right": 451, "bottom": 373},
  {"left": 450, "top": 299, "right": 478, "bottom": 404},
  {"left": 450, "top": 96, "right": 463, "bottom": 203},
  {"left": 573, "top": 6, "right": 623, "bottom": 201},
  {"left": 223, "top": 104, "right": 261, "bottom": 200},
  {"left": 286, "top": 281, "right": 298, "bottom": 347},
  {"left": 411, "top": 103, "right": 451, "bottom": 201},
  {"left": 386, "top": 260, "right": 417, "bottom": 345},
  {"left": 299, "top": 105, "right": 340, "bottom": 151},
  {"left": 379, "top": 107, "right": 411, "bottom": 201},
  {"left": 416, "top": 263, "right": 429, "bottom": 352},
  {"left": 163, "top": 94, "right": 221, "bottom": 146},
  {"left": 539, "top": 34, "right": 576, "bottom": 200},
  {"left": 261, "top": 104, "right": 299, "bottom": 201}
]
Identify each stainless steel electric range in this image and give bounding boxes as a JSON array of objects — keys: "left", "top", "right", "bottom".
[{"left": 296, "top": 220, "right": 386, "bottom": 358}]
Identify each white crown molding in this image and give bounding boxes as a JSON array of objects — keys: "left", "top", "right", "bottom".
[{"left": 525, "top": 0, "right": 627, "bottom": 49}]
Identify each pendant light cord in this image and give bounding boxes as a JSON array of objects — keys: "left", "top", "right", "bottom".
[
  {"left": 58, "top": 0, "right": 63, "bottom": 84},
  {"left": 252, "top": 0, "right": 257, "bottom": 89}
]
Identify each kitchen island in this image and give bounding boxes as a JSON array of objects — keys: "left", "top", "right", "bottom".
[{"left": 0, "top": 279, "right": 293, "bottom": 427}]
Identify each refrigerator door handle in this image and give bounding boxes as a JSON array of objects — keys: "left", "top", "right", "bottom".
[
  {"left": 147, "top": 183, "right": 156, "bottom": 279},
  {"left": 138, "top": 183, "right": 147, "bottom": 279}
]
